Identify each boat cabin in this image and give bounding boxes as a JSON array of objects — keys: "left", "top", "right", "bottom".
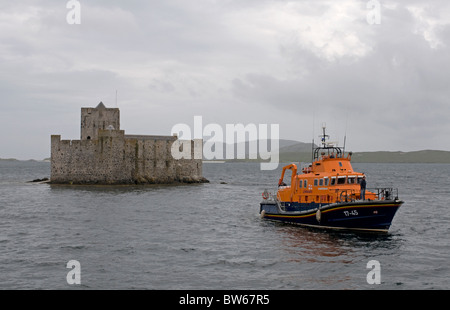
[{"left": 277, "top": 127, "right": 375, "bottom": 205}]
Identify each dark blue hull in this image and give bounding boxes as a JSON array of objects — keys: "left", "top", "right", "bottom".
[{"left": 260, "top": 200, "right": 403, "bottom": 233}]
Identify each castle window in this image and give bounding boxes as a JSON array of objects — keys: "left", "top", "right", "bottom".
[{"left": 87, "top": 136, "right": 91, "bottom": 140}]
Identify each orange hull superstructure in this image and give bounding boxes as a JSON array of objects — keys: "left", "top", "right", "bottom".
[{"left": 277, "top": 153, "right": 375, "bottom": 205}]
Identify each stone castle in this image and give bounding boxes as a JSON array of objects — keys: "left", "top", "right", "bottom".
[{"left": 51, "top": 102, "right": 207, "bottom": 184}]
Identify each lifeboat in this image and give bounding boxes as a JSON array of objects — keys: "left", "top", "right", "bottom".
[{"left": 260, "top": 125, "right": 404, "bottom": 233}]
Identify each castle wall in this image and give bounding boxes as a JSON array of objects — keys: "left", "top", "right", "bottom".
[
  {"left": 81, "top": 107, "right": 120, "bottom": 140},
  {"left": 51, "top": 103, "right": 206, "bottom": 184},
  {"left": 51, "top": 130, "right": 131, "bottom": 184},
  {"left": 51, "top": 131, "right": 205, "bottom": 184},
  {"left": 174, "top": 139, "right": 203, "bottom": 182}
]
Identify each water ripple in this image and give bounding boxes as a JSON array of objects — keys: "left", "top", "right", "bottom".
[{"left": 1, "top": 161, "right": 449, "bottom": 289}]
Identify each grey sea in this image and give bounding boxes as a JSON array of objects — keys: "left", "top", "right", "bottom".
[{"left": 1, "top": 160, "right": 449, "bottom": 290}]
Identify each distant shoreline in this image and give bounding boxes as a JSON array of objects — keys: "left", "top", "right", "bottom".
[
  {"left": 0, "top": 158, "right": 50, "bottom": 162},
  {"left": 206, "top": 149, "right": 450, "bottom": 164},
  {"left": 2, "top": 149, "right": 450, "bottom": 164}
]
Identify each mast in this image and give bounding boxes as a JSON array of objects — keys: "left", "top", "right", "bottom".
[
  {"left": 312, "top": 122, "right": 343, "bottom": 160},
  {"left": 320, "top": 122, "right": 329, "bottom": 147}
]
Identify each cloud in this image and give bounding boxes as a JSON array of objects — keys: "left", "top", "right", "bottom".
[
  {"left": 1, "top": 0, "right": 450, "bottom": 159},
  {"left": 229, "top": 1, "right": 450, "bottom": 151}
]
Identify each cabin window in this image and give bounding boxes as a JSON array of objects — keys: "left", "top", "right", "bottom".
[
  {"left": 299, "top": 180, "right": 302, "bottom": 188},
  {"left": 304, "top": 180, "right": 308, "bottom": 188},
  {"left": 348, "top": 176, "right": 356, "bottom": 184},
  {"left": 324, "top": 178, "right": 329, "bottom": 186},
  {"left": 357, "top": 176, "right": 364, "bottom": 184},
  {"left": 337, "top": 176, "right": 346, "bottom": 185},
  {"left": 339, "top": 162, "right": 343, "bottom": 167},
  {"left": 314, "top": 179, "right": 318, "bottom": 186},
  {"left": 319, "top": 179, "right": 323, "bottom": 186},
  {"left": 331, "top": 177, "right": 336, "bottom": 186}
]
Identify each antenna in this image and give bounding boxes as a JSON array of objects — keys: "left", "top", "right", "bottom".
[
  {"left": 343, "top": 112, "right": 348, "bottom": 155},
  {"left": 320, "top": 122, "right": 329, "bottom": 147},
  {"left": 311, "top": 114, "right": 315, "bottom": 164}
]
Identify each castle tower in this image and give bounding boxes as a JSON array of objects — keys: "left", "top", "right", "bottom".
[{"left": 80, "top": 102, "right": 120, "bottom": 140}]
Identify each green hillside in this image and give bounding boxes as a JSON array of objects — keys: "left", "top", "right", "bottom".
[
  {"left": 278, "top": 150, "right": 450, "bottom": 163},
  {"left": 350, "top": 150, "right": 450, "bottom": 163},
  {"left": 0, "top": 158, "right": 19, "bottom": 161}
]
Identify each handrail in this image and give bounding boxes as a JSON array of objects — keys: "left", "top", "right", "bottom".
[
  {"left": 337, "top": 187, "right": 399, "bottom": 202},
  {"left": 368, "top": 188, "right": 399, "bottom": 201},
  {"left": 338, "top": 189, "right": 357, "bottom": 202},
  {"left": 276, "top": 191, "right": 285, "bottom": 211}
]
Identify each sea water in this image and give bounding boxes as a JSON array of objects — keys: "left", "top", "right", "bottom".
[{"left": 0, "top": 161, "right": 449, "bottom": 289}]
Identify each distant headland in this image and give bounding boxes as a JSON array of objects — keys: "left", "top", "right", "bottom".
[
  {"left": 208, "top": 140, "right": 450, "bottom": 164},
  {"left": 275, "top": 150, "right": 450, "bottom": 164},
  {"left": 3, "top": 149, "right": 450, "bottom": 164},
  {"left": 3, "top": 139, "right": 450, "bottom": 164},
  {"left": 0, "top": 158, "right": 49, "bottom": 162}
]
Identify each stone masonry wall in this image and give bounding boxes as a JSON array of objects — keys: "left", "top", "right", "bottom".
[
  {"left": 51, "top": 131, "right": 205, "bottom": 184},
  {"left": 81, "top": 106, "right": 120, "bottom": 141}
]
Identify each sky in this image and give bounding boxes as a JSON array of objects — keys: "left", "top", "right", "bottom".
[{"left": 1, "top": 0, "right": 450, "bottom": 160}]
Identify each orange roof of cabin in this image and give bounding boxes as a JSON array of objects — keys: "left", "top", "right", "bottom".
[{"left": 309, "top": 156, "right": 354, "bottom": 175}]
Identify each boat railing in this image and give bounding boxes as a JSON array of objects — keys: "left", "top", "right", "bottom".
[
  {"left": 264, "top": 187, "right": 399, "bottom": 205},
  {"left": 261, "top": 189, "right": 279, "bottom": 203},
  {"left": 368, "top": 188, "right": 399, "bottom": 201},
  {"left": 337, "top": 189, "right": 357, "bottom": 202},
  {"left": 337, "top": 187, "right": 399, "bottom": 202},
  {"left": 300, "top": 162, "right": 312, "bottom": 174}
]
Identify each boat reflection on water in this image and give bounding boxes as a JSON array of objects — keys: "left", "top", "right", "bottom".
[{"left": 268, "top": 223, "right": 400, "bottom": 288}]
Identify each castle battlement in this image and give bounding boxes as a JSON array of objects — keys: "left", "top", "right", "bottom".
[{"left": 50, "top": 103, "right": 208, "bottom": 185}]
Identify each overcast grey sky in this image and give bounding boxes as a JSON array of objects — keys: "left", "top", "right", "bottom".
[{"left": 1, "top": 0, "right": 450, "bottom": 159}]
